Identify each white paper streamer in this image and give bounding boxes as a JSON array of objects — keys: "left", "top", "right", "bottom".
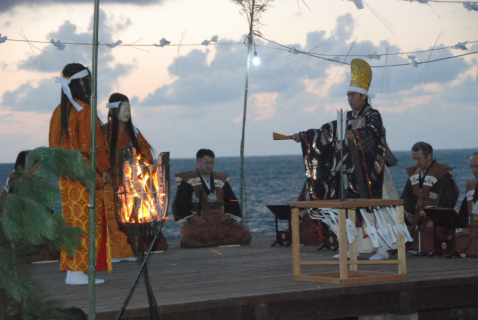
[{"left": 55, "top": 69, "right": 89, "bottom": 111}]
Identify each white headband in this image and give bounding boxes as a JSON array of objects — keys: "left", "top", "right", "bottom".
[
  {"left": 106, "top": 101, "right": 138, "bottom": 136},
  {"left": 55, "top": 69, "right": 90, "bottom": 111},
  {"left": 347, "top": 86, "right": 368, "bottom": 95},
  {"left": 106, "top": 101, "right": 126, "bottom": 109}
]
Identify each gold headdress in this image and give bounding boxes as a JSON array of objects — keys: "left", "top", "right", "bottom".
[{"left": 348, "top": 59, "right": 372, "bottom": 94}]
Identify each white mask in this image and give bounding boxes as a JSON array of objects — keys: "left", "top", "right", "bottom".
[{"left": 118, "top": 102, "right": 131, "bottom": 123}]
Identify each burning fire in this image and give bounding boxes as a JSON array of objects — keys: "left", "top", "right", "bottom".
[{"left": 116, "top": 154, "right": 166, "bottom": 224}]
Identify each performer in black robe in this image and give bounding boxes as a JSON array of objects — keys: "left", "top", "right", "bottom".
[
  {"left": 298, "top": 104, "right": 396, "bottom": 201},
  {"left": 290, "top": 59, "right": 397, "bottom": 260}
]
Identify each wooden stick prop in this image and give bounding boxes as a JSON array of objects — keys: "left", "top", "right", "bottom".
[{"left": 273, "top": 132, "right": 292, "bottom": 140}]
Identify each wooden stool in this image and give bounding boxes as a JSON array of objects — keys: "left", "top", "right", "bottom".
[{"left": 292, "top": 199, "right": 407, "bottom": 285}]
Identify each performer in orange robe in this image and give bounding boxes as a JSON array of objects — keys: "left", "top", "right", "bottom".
[
  {"left": 49, "top": 63, "right": 112, "bottom": 285},
  {"left": 103, "top": 93, "right": 168, "bottom": 260}
]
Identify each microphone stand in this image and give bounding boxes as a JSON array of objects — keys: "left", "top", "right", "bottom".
[{"left": 413, "top": 212, "right": 428, "bottom": 257}]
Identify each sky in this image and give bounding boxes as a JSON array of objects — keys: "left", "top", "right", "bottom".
[{"left": 0, "top": 0, "right": 477, "bottom": 163}]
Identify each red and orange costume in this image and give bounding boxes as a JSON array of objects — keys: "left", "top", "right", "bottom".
[
  {"left": 103, "top": 123, "right": 168, "bottom": 258},
  {"left": 49, "top": 99, "right": 112, "bottom": 274}
]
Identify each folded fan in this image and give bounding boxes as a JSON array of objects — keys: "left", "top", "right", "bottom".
[{"left": 273, "top": 132, "right": 292, "bottom": 140}]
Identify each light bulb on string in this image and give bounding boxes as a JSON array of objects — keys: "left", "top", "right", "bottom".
[{"left": 252, "top": 51, "right": 260, "bottom": 65}]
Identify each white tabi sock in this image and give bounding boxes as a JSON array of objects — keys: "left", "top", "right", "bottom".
[
  {"left": 65, "top": 271, "right": 105, "bottom": 285},
  {"left": 119, "top": 257, "right": 138, "bottom": 262},
  {"left": 333, "top": 251, "right": 360, "bottom": 259},
  {"left": 369, "top": 249, "right": 389, "bottom": 260}
]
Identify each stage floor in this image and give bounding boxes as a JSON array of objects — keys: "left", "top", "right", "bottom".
[{"left": 31, "top": 235, "right": 478, "bottom": 319}]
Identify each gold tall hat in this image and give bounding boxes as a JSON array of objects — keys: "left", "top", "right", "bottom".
[{"left": 348, "top": 59, "right": 372, "bottom": 94}]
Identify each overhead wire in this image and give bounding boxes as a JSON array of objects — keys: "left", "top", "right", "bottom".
[{"left": 254, "top": 34, "right": 478, "bottom": 67}]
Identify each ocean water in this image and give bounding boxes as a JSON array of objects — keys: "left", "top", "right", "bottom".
[{"left": 0, "top": 149, "right": 475, "bottom": 241}]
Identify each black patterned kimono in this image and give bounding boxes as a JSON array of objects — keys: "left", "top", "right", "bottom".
[{"left": 300, "top": 103, "right": 396, "bottom": 201}]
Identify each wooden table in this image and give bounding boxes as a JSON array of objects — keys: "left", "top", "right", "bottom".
[{"left": 291, "top": 199, "right": 407, "bottom": 285}]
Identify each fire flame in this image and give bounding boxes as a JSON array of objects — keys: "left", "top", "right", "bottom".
[{"left": 116, "top": 155, "right": 166, "bottom": 224}]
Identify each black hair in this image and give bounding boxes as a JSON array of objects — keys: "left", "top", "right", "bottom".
[
  {"left": 196, "top": 149, "right": 215, "bottom": 160},
  {"left": 411, "top": 142, "right": 433, "bottom": 157},
  {"left": 14, "top": 150, "right": 30, "bottom": 172},
  {"left": 107, "top": 93, "right": 142, "bottom": 166},
  {"left": 59, "top": 63, "right": 91, "bottom": 143}
]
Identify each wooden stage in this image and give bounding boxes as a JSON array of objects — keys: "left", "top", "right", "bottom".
[{"left": 31, "top": 235, "right": 478, "bottom": 320}]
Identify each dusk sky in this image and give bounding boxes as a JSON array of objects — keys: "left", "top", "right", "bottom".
[{"left": 0, "top": 0, "right": 477, "bottom": 163}]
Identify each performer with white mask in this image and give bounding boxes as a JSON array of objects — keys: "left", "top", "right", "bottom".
[{"left": 103, "top": 93, "right": 168, "bottom": 260}]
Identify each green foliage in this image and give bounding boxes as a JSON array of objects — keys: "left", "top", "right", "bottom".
[
  {"left": 26, "top": 147, "right": 96, "bottom": 190},
  {"left": 19, "top": 289, "right": 68, "bottom": 320},
  {"left": 0, "top": 147, "right": 96, "bottom": 317}
]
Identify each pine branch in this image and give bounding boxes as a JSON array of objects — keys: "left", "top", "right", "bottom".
[
  {"left": 20, "top": 289, "right": 69, "bottom": 320},
  {"left": 26, "top": 147, "right": 96, "bottom": 188},
  {"left": 0, "top": 147, "right": 95, "bottom": 316}
]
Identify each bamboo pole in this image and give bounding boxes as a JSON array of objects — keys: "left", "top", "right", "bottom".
[
  {"left": 88, "top": 0, "right": 100, "bottom": 318},
  {"left": 239, "top": 41, "right": 251, "bottom": 224},
  {"left": 239, "top": 0, "right": 255, "bottom": 224}
]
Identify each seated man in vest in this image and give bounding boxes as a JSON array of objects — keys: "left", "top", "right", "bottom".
[
  {"left": 459, "top": 152, "right": 478, "bottom": 256},
  {"left": 401, "top": 142, "right": 459, "bottom": 253},
  {"left": 172, "top": 149, "right": 252, "bottom": 248}
]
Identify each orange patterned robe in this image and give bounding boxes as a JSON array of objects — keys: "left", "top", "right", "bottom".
[
  {"left": 103, "top": 123, "right": 167, "bottom": 258},
  {"left": 49, "top": 99, "right": 112, "bottom": 274}
]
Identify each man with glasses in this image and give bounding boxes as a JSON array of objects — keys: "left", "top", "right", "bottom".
[
  {"left": 172, "top": 149, "right": 251, "bottom": 248},
  {"left": 401, "top": 142, "right": 460, "bottom": 253}
]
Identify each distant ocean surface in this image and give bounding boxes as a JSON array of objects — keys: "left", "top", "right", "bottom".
[{"left": 0, "top": 149, "right": 475, "bottom": 241}]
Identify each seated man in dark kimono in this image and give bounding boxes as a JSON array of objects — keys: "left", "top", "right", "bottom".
[
  {"left": 453, "top": 152, "right": 478, "bottom": 255},
  {"left": 401, "top": 142, "right": 460, "bottom": 253},
  {"left": 172, "top": 149, "right": 252, "bottom": 248}
]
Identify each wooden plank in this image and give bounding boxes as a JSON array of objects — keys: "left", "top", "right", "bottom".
[
  {"left": 300, "top": 261, "right": 340, "bottom": 265},
  {"left": 338, "top": 208, "right": 348, "bottom": 280},
  {"left": 27, "top": 234, "right": 478, "bottom": 319},
  {"left": 340, "top": 274, "right": 407, "bottom": 285},
  {"left": 300, "top": 260, "right": 401, "bottom": 265},
  {"left": 291, "top": 207, "right": 300, "bottom": 277},
  {"left": 349, "top": 260, "right": 401, "bottom": 265},
  {"left": 348, "top": 209, "right": 358, "bottom": 272},
  {"left": 295, "top": 271, "right": 407, "bottom": 286},
  {"left": 291, "top": 199, "right": 403, "bottom": 209},
  {"left": 291, "top": 200, "right": 342, "bottom": 208},
  {"left": 396, "top": 205, "right": 407, "bottom": 275},
  {"left": 295, "top": 274, "right": 342, "bottom": 285}
]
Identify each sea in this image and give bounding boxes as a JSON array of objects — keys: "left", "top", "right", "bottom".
[{"left": 0, "top": 149, "right": 475, "bottom": 241}]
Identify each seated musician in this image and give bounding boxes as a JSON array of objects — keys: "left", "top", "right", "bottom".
[
  {"left": 401, "top": 142, "right": 460, "bottom": 253},
  {"left": 1, "top": 151, "right": 30, "bottom": 217},
  {"left": 172, "top": 149, "right": 251, "bottom": 248},
  {"left": 458, "top": 152, "right": 478, "bottom": 256}
]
